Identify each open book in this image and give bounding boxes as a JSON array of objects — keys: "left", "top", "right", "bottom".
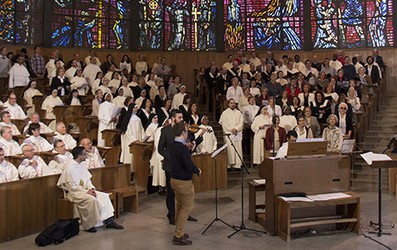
[{"left": 360, "top": 152, "right": 392, "bottom": 165}]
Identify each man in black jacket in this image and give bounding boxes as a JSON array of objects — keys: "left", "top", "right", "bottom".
[{"left": 170, "top": 122, "right": 201, "bottom": 245}]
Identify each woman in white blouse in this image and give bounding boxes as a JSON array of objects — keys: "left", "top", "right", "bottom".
[
  {"left": 119, "top": 54, "right": 132, "bottom": 74},
  {"left": 23, "top": 80, "right": 43, "bottom": 116},
  {"left": 346, "top": 87, "right": 361, "bottom": 112}
]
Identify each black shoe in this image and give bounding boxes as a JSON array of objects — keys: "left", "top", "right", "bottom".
[
  {"left": 227, "top": 168, "right": 233, "bottom": 172},
  {"left": 234, "top": 168, "right": 242, "bottom": 172},
  {"left": 85, "top": 227, "right": 97, "bottom": 233},
  {"left": 158, "top": 189, "right": 166, "bottom": 197},
  {"left": 168, "top": 218, "right": 175, "bottom": 225},
  {"left": 183, "top": 233, "right": 189, "bottom": 239},
  {"left": 187, "top": 215, "right": 198, "bottom": 222},
  {"left": 172, "top": 236, "right": 192, "bottom": 245},
  {"left": 106, "top": 222, "right": 124, "bottom": 230}
]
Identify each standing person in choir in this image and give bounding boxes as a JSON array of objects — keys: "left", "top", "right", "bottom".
[
  {"left": 23, "top": 123, "right": 53, "bottom": 152},
  {"left": 8, "top": 55, "right": 30, "bottom": 89},
  {"left": 154, "top": 84, "right": 167, "bottom": 110},
  {"left": 0, "top": 47, "right": 11, "bottom": 80},
  {"left": 219, "top": 98, "right": 244, "bottom": 170},
  {"left": 251, "top": 106, "right": 272, "bottom": 165},
  {"left": 65, "top": 59, "right": 79, "bottom": 81},
  {"left": 179, "top": 95, "right": 191, "bottom": 124},
  {"left": 119, "top": 54, "right": 132, "bottom": 75},
  {"left": 0, "top": 126, "right": 22, "bottom": 156},
  {"left": 80, "top": 138, "right": 105, "bottom": 169},
  {"left": 195, "top": 116, "right": 217, "bottom": 154},
  {"left": 267, "top": 96, "right": 282, "bottom": 117},
  {"left": 226, "top": 77, "right": 243, "bottom": 107},
  {"left": 53, "top": 122, "right": 77, "bottom": 150},
  {"left": 3, "top": 93, "right": 27, "bottom": 120},
  {"left": 119, "top": 77, "right": 134, "bottom": 97},
  {"left": 112, "top": 88, "right": 126, "bottom": 108},
  {"left": 71, "top": 68, "right": 89, "bottom": 95},
  {"left": 265, "top": 115, "right": 287, "bottom": 153},
  {"left": 57, "top": 146, "right": 123, "bottom": 233},
  {"left": 157, "top": 98, "right": 171, "bottom": 123},
  {"left": 167, "top": 75, "right": 182, "bottom": 100},
  {"left": 65, "top": 89, "right": 82, "bottom": 106},
  {"left": 171, "top": 85, "right": 187, "bottom": 110},
  {"left": 303, "top": 107, "right": 321, "bottom": 138},
  {"left": 135, "top": 55, "right": 148, "bottom": 76},
  {"left": 138, "top": 99, "right": 154, "bottom": 130},
  {"left": 83, "top": 57, "right": 102, "bottom": 85},
  {"left": 50, "top": 67, "right": 71, "bottom": 96},
  {"left": 108, "top": 71, "right": 122, "bottom": 95},
  {"left": 23, "top": 80, "right": 43, "bottom": 116},
  {"left": 46, "top": 139, "right": 73, "bottom": 175},
  {"left": 91, "top": 71, "right": 104, "bottom": 94},
  {"left": 18, "top": 144, "right": 48, "bottom": 179},
  {"left": 145, "top": 114, "right": 158, "bottom": 142},
  {"left": 298, "top": 84, "right": 315, "bottom": 108},
  {"left": 0, "top": 111, "right": 20, "bottom": 135},
  {"left": 279, "top": 106, "right": 297, "bottom": 132},
  {"left": 188, "top": 102, "right": 201, "bottom": 125},
  {"left": 23, "top": 112, "right": 53, "bottom": 134},
  {"left": 151, "top": 118, "right": 168, "bottom": 195},
  {"left": 322, "top": 114, "right": 344, "bottom": 152},
  {"left": 294, "top": 115, "right": 314, "bottom": 140},
  {"left": 121, "top": 104, "right": 145, "bottom": 165},
  {"left": 91, "top": 89, "right": 103, "bottom": 116},
  {"left": 97, "top": 93, "right": 118, "bottom": 147},
  {"left": 41, "top": 89, "right": 63, "bottom": 130},
  {"left": 336, "top": 102, "right": 353, "bottom": 139},
  {"left": 0, "top": 147, "right": 19, "bottom": 183},
  {"left": 117, "top": 96, "right": 134, "bottom": 131},
  {"left": 135, "top": 89, "right": 148, "bottom": 108}
]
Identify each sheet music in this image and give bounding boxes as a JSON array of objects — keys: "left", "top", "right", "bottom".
[
  {"left": 229, "top": 131, "right": 242, "bottom": 142},
  {"left": 360, "top": 152, "right": 392, "bottom": 165},
  {"left": 341, "top": 139, "right": 355, "bottom": 154},
  {"left": 211, "top": 144, "right": 227, "bottom": 159},
  {"left": 279, "top": 197, "right": 314, "bottom": 202},
  {"left": 253, "top": 179, "right": 266, "bottom": 185},
  {"left": 307, "top": 192, "right": 351, "bottom": 201},
  {"left": 296, "top": 138, "right": 325, "bottom": 143}
]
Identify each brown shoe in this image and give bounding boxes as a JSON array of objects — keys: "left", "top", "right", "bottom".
[
  {"left": 183, "top": 233, "right": 189, "bottom": 239},
  {"left": 172, "top": 236, "right": 192, "bottom": 245}
]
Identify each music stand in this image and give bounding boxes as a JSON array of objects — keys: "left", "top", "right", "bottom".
[{"left": 202, "top": 144, "right": 235, "bottom": 235}]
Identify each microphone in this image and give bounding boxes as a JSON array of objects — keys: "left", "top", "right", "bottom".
[{"left": 386, "top": 136, "right": 396, "bottom": 149}]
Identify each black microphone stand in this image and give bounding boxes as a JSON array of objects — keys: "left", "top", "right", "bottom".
[{"left": 225, "top": 134, "right": 266, "bottom": 238}]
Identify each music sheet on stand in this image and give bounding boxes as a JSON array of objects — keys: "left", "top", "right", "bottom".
[
  {"left": 307, "top": 192, "right": 351, "bottom": 201},
  {"left": 360, "top": 152, "right": 392, "bottom": 165}
]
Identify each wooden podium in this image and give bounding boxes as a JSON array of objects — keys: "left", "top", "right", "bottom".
[
  {"left": 258, "top": 155, "right": 350, "bottom": 234},
  {"left": 192, "top": 151, "right": 227, "bottom": 193},
  {"left": 130, "top": 141, "right": 154, "bottom": 194}
]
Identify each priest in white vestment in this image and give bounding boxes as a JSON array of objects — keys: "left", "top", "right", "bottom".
[
  {"left": 18, "top": 144, "right": 48, "bottom": 179},
  {"left": 219, "top": 99, "right": 244, "bottom": 169},
  {"left": 251, "top": 106, "right": 272, "bottom": 164},
  {"left": 45, "top": 139, "right": 73, "bottom": 175},
  {"left": 195, "top": 116, "right": 217, "bottom": 154},
  {"left": 0, "top": 111, "right": 21, "bottom": 135},
  {"left": 8, "top": 55, "right": 30, "bottom": 89},
  {"left": 121, "top": 105, "right": 145, "bottom": 165},
  {"left": 83, "top": 57, "right": 102, "bottom": 85},
  {"left": 81, "top": 138, "right": 105, "bottom": 169},
  {"left": 3, "top": 93, "right": 27, "bottom": 119},
  {"left": 171, "top": 85, "right": 187, "bottom": 110},
  {"left": 0, "top": 147, "right": 19, "bottom": 183},
  {"left": 97, "top": 93, "right": 118, "bottom": 147},
  {"left": 53, "top": 122, "right": 77, "bottom": 150},
  {"left": 22, "top": 123, "right": 53, "bottom": 152},
  {"left": 0, "top": 126, "right": 22, "bottom": 156},
  {"left": 23, "top": 113, "right": 53, "bottom": 134},
  {"left": 57, "top": 146, "right": 123, "bottom": 232}
]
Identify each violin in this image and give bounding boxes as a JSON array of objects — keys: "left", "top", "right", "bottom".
[{"left": 188, "top": 124, "right": 201, "bottom": 133}]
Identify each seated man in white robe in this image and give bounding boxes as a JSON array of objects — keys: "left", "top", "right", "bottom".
[
  {"left": 0, "top": 126, "right": 22, "bottom": 156},
  {"left": 2, "top": 93, "right": 27, "bottom": 120},
  {"left": 45, "top": 139, "right": 73, "bottom": 175},
  {"left": 83, "top": 57, "right": 102, "bottom": 85},
  {"left": 57, "top": 146, "right": 123, "bottom": 232},
  {"left": 53, "top": 122, "right": 77, "bottom": 150},
  {"left": 22, "top": 123, "right": 53, "bottom": 152},
  {"left": 0, "top": 147, "right": 19, "bottom": 183},
  {"left": 276, "top": 130, "right": 298, "bottom": 159},
  {"left": 18, "top": 144, "right": 48, "bottom": 179},
  {"left": 80, "top": 138, "right": 105, "bottom": 169},
  {"left": 23, "top": 112, "right": 53, "bottom": 134},
  {"left": 0, "top": 111, "right": 21, "bottom": 135}
]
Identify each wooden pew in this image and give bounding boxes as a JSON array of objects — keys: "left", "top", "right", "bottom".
[
  {"left": 53, "top": 104, "right": 91, "bottom": 127},
  {"left": 129, "top": 141, "right": 153, "bottom": 194},
  {"left": 11, "top": 119, "right": 29, "bottom": 134},
  {"left": 101, "top": 129, "right": 121, "bottom": 165},
  {"left": 77, "top": 116, "right": 98, "bottom": 143}
]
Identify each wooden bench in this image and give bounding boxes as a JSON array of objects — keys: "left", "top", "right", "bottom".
[
  {"left": 248, "top": 181, "right": 266, "bottom": 223},
  {"left": 277, "top": 191, "right": 361, "bottom": 242}
]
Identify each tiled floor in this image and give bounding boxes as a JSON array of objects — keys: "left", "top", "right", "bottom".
[{"left": 1, "top": 169, "right": 397, "bottom": 250}]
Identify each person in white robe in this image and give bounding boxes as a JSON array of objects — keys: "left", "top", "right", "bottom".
[
  {"left": 97, "top": 93, "right": 118, "bottom": 147},
  {"left": 3, "top": 93, "right": 27, "bottom": 119},
  {"left": 145, "top": 114, "right": 158, "bottom": 142},
  {"left": 23, "top": 113, "right": 53, "bottom": 134},
  {"left": 267, "top": 97, "right": 282, "bottom": 118},
  {"left": 23, "top": 80, "right": 43, "bottom": 116},
  {"left": 219, "top": 99, "right": 244, "bottom": 169},
  {"left": 46, "top": 55, "right": 64, "bottom": 83},
  {"left": 83, "top": 57, "right": 102, "bottom": 85},
  {"left": 120, "top": 105, "right": 145, "bottom": 165},
  {"left": 22, "top": 123, "right": 53, "bottom": 152},
  {"left": 276, "top": 130, "right": 298, "bottom": 158},
  {"left": 53, "top": 122, "right": 77, "bottom": 150},
  {"left": 241, "top": 97, "right": 260, "bottom": 126},
  {"left": 0, "top": 126, "right": 22, "bottom": 156},
  {"left": 279, "top": 107, "right": 298, "bottom": 132},
  {"left": 135, "top": 89, "right": 148, "bottom": 108},
  {"left": 18, "top": 144, "right": 48, "bottom": 179},
  {"left": 119, "top": 77, "right": 134, "bottom": 97},
  {"left": 150, "top": 119, "right": 167, "bottom": 188},
  {"left": 195, "top": 116, "right": 217, "bottom": 154},
  {"left": 71, "top": 68, "right": 89, "bottom": 95},
  {"left": 84, "top": 50, "right": 102, "bottom": 66},
  {"left": 251, "top": 106, "right": 272, "bottom": 164},
  {"left": 171, "top": 85, "right": 187, "bottom": 110},
  {"left": 0, "top": 111, "right": 21, "bottom": 135},
  {"left": 91, "top": 72, "right": 103, "bottom": 95},
  {"left": 108, "top": 72, "right": 122, "bottom": 94},
  {"left": 57, "top": 146, "right": 123, "bottom": 232},
  {"left": 81, "top": 138, "right": 105, "bottom": 169},
  {"left": 226, "top": 77, "right": 244, "bottom": 105},
  {"left": 45, "top": 139, "right": 73, "bottom": 175},
  {"left": 97, "top": 77, "right": 112, "bottom": 97},
  {"left": 8, "top": 55, "right": 30, "bottom": 89},
  {"left": 41, "top": 89, "right": 64, "bottom": 130},
  {"left": 0, "top": 147, "right": 19, "bottom": 183},
  {"left": 91, "top": 89, "right": 103, "bottom": 117},
  {"left": 112, "top": 88, "right": 126, "bottom": 108},
  {"left": 65, "top": 60, "right": 79, "bottom": 81}
]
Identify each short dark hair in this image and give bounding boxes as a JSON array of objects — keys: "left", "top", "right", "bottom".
[
  {"left": 170, "top": 109, "right": 182, "bottom": 118},
  {"left": 27, "top": 123, "right": 40, "bottom": 135},
  {"left": 173, "top": 122, "right": 186, "bottom": 137},
  {"left": 53, "top": 139, "right": 64, "bottom": 148},
  {"left": 71, "top": 146, "right": 85, "bottom": 159},
  {"left": 287, "top": 130, "right": 298, "bottom": 139}
]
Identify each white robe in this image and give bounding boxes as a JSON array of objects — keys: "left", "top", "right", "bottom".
[
  {"left": 120, "top": 85, "right": 133, "bottom": 97},
  {"left": 84, "top": 146, "right": 105, "bottom": 169},
  {"left": 54, "top": 132, "right": 77, "bottom": 150},
  {"left": 279, "top": 115, "right": 298, "bottom": 132},
  {"left": 8, "top": 63, "right": 30, "bottom": 88},
  {"left": 3, "top": 101, "right": 27, "bottom": 119},
  {"left": 65, "top": 66, "right": 78, "bottom": 81},
  {"left": 23, "top": 121, "right": 53, "bottom": 134},
  {"left": 251, "top": 115, "right": 272, "bottom": 164},
  {"left": 0, "top": 122, "right": 21, "bottom": 135},
  {"left": 83, "top": 64, "right": 102, "bottom": 84},
  {"left": 71, "top": 76, "right": 89, "bottom": 95},
  {"left": 150, "top": 127, "right": 165, "bottom": 187},
  {"left": 121, "top": 114, "right": 144, "bottom": 165},
  {"left": 97, "top": 101, "right": 117, "bottom": 147},
  {"left": 23, "top": 88, "right": 43, "bottom": 116},
  {"left": 97, "top": 85, "right": 112, "bottom": 97},
  {"left": 219, "top": 108, "right": 244, "bottom": 168},
  {"left": 171, "top": 92, "right": 186, "bottom": 110},
  {"left": 41, "top": 95, "right": 63, "bottom": 120},
  {"left": 242, "top": 105, "right": 260, "bottom": 125},
  {"left": 195, "top": 125, "right": 217, "bottom": 154},
  {"left": 108, "top": 79, "right": 121, "bottom": 94},
  {"left": 0, "top": 160, "right": 19, "bottom": 183},
  {"left": 145, "top": 123, "right": 157, "bottom": 142},
  {"left": 112, "top": 96, "right": 126, "bottom": 108},
  {"left": 57, "top": 159, "right": 114, "bottom": 230},
  {"left": 0, "top": 137, "right": 22, "bottom": 156},
  {"left": 45, "top": 151, "right": 73, "bottom": 175},
  {"left": 267, "top": 105, "right": 282, "bottom": 118},
  {"left": 23, "top": 135, "right": 53, "bottom": 152},
  {"left": 226, "top": 86, "right": 244, "bottom": 104},
  {"left": 18, "top": 155, "right": 47, "bottom": 179}
]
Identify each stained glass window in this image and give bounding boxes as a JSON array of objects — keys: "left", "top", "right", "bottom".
[
  {"left": 0, "top": 0, "right": 43, "bottom": 45},
  {"left": 311, "top": 0, "right": 394, "bottom": 49},
  {"left": 51, "top": 0, "right": 130, "bottom": 49},
  {"left": 138, "top": 0, "right": 217, "bottom": 51},
  {"left": 223, "top": 0, "right": 304, "bottom": 51}
]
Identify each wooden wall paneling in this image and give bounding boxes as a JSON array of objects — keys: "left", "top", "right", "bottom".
[{"left": 41, "top": 174, "right": 62, "bottom": 227}]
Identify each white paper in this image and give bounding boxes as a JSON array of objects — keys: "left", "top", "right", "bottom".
[
  {"left": 279, "top": 197, "right": 314, "bottom": 202},
  {"left": 229, "top": 131, "right": 243, "bottom": 142},
  {"left": 296, "top": 138, "right": 325, "bottom": 143},
  {"left": 360, "top": 152, "right": 392, "bottom": 165},
  {"left": 211, "top": 144, "right": 227, "bottom": 159},
  {"left": 307, "top": 192, "right": 351, "bottom": 201},
  {"left": 253, "top": 179, "right": 266, "bottom": 185}
]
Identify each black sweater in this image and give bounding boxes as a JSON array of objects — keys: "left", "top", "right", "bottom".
[{"left": 171, "top": 141, "right": 200, "bottom": 180}]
